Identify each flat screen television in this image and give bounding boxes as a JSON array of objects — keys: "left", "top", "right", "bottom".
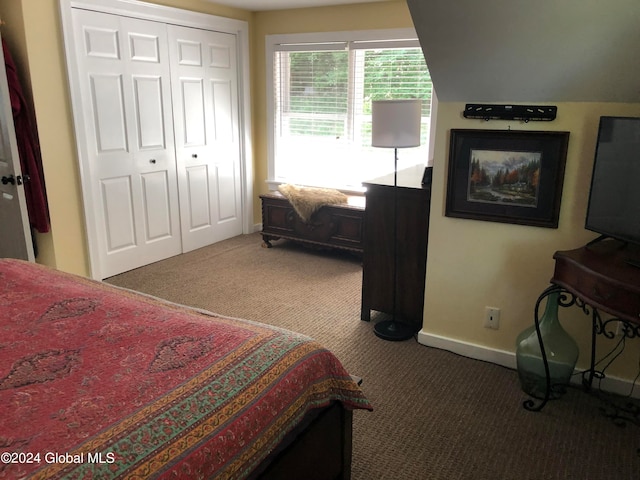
[{"left": 585, "top": 116, "right": 640, "bottom": 256}]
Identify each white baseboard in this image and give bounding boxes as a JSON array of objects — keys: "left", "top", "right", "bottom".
[
  {"left": 417, "top": 330, "right": 517, "bottom": 369},
  {"left": 417, "top": 329, "right": 640, "bottom": 399}
]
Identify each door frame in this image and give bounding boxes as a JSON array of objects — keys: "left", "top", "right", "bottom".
[{"left": 58, "top": 0, "right": 253, "bottom": 279}]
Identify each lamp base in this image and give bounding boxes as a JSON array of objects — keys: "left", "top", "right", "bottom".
[{"left": 374, "top": 319, "right": 417, "bottom": 341}]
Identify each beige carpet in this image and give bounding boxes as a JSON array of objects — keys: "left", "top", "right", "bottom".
[{"left": 106, "top": 233, "right": 640, "bottom": 480}]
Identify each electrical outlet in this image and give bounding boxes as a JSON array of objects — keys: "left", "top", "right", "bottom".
[{"left": 484, "top": 307, "right": 500, "bottom": 329}]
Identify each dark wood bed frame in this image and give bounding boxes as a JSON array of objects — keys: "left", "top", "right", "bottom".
[{"left": 254, "top": 402, "right": 354, "bottom": 480}]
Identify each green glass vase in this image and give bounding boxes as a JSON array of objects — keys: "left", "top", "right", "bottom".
[{"left": 516, "top": 290, "right": 579, "bottom": 399}]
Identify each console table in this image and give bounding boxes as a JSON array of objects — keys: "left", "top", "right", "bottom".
[{"left": 524, "top": 239, "right": 640, "bottom": 414}]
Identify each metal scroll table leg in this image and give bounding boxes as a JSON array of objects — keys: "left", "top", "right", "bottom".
[
  {"left": 583, "top": 308, "right": 598, "bottom": 391},
  {"left": 522, "top": 285, "right": 558, "bottom": 412}
]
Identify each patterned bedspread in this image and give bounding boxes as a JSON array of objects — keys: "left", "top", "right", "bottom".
[{"left": 0, "top": 259, "right": 371, "bottom": 479}]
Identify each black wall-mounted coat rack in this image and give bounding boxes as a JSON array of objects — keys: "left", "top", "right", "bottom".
[{"left": 463, "top": 104, "right": 557, "bottom": 122}]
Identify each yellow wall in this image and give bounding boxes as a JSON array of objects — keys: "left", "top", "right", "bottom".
[
  {"left": 425, "top": 102, "right": 640, "bottom": 381},
  {"left": 0, "top": 0, "right": 252, "bottom": 276}
]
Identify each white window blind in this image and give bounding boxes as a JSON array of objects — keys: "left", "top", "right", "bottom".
[{"left": 269, "top": 31, "right": 432, "bottom": 191}]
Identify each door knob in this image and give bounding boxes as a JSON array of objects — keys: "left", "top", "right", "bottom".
[{"left": 1, "top": 175, "right": 28, "bottom": 185}]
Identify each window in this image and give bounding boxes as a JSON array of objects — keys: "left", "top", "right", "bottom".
[{"left": 267, "top": 29, "right": 433, "bottom": 191}]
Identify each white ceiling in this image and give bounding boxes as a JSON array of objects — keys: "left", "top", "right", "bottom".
[
  {"left": 207, "top": 0, "right": 389, "bottom": 11},
  {"left": 407, "top": 0, "right": 640, "bottom": 103}
]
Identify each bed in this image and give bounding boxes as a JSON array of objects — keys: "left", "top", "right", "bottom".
[{"left": 0, "top": 259, "right": 371, "bottom": 479}]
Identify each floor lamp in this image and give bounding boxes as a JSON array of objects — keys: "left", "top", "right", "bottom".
[{"left": 371, "top": 99, "right": 422, "bottom": 341}]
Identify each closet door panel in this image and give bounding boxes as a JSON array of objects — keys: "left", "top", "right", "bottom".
[
  {"left": 133, "top": 76, "right": 166, "bottom": 149},
  {"left": 215, "top": 162, "right": 239, "bottom": 221},
  {"left": 90, "top": 74, "right": 127, "bottom": 153},
  {"left": 169, "top": 26, "right": 243, "bottom": 252},
  {"left": 101, "top": 176, "right": 136, "bottom": 252},
  {"left": 141, "top": 171, "right": 173, "bottom": 241},
  {"left": 180, "top": 79, "right": 206, "bottom": 146},
  {"left": 211, "top": 80, "right": 233, "bottom": 141},
  {"left": 186, "top": 165, "right": 212, "bottom": 231},
  {"left": 71, "top": 9, "right": 181, "bottom": 278}
]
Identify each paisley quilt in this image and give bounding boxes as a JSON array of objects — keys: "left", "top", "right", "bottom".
[{"left": 0, "top": 259, "right": 371, "bottom": 479}]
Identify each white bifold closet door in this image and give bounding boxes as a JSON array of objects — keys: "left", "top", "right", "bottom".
[
  {"left": 70, "top": 9, "right": 242, "bottom": 278},
  {"left": 168, "top": 25, "right": 243, "bottom": 253}
]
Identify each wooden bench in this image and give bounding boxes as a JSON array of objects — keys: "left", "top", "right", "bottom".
[{"left": 260, "top": 192, "right": 365, "bottom": 254}]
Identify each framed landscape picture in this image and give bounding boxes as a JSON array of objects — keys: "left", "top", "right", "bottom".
[{"left": 445, "top": 129, "right": 570, "bottom": 228}]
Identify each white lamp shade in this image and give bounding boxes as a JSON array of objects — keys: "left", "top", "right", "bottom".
[{"left": 372, "top": 99, "right": 422, "bottom": 148}]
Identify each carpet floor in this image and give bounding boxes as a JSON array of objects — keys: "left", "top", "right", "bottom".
[{"left": 106, "top": 233, "right": 640, "bottom": 480}]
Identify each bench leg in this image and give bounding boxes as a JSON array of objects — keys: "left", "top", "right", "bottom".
[{"left": 261, "top": 234, "right": 278, "bottom": 248}]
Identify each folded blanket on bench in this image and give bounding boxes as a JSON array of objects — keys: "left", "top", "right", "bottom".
[{"left": 278, "top": 184, "right": 348, "bottom": 222}]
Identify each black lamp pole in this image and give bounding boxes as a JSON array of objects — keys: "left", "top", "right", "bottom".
[{"left": 373, "top": 147, "right": 416, "bottom": 341}]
